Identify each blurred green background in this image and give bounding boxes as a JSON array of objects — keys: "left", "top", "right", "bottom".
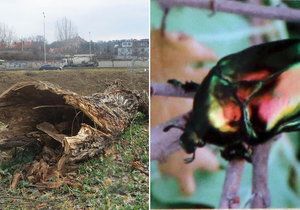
[{"left": 151, "top": 0, "right": 300, "bottom": 208}]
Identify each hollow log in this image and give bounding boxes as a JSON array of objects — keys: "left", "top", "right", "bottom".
[{"left": 0, "top": 81, "right": 146, "bottom": 185}]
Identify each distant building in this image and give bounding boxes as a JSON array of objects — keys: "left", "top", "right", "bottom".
[
  {"left": 122, "top": 41, "right": 133, "bottom": 48},
  {"left": 117, "top": 41, "right": 133, "bottom": 60},
  {"left": 98, "top": 39, "right": 149, "bottom": 60}
]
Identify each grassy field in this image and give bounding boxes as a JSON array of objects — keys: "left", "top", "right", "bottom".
[{"left": 0, "top": 68, "right": 149, "bottom": 209}]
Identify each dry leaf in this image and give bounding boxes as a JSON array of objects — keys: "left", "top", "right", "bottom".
[
  {"left": 36, "top": 203, "right": 48, "bottom": 209},
  {"left": 158, "top": 147, "right": 219, "bottom": 196},
  {"left": 103, "top": 178, "right": 113, "bottom": 187},
  {"left": 104, "top": 146, "right": 116, "bottom": 157},
  {"left": 131, "top": 161, "right": 148, "bottom": 176},
  {"left": 10, "top": 172, "right": 22, "bottom": 189}
]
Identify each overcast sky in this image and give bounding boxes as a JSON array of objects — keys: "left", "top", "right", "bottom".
[{"left": 1, "top": 0, "right": 149, "bottom": 43}]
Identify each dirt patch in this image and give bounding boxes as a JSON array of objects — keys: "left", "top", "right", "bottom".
[{"left": 0, "top": 68, "right": 148, "bottom": 95}]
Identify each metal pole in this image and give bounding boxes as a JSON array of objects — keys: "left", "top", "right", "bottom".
[
  {"left": 43, "top": 12, "right": 46, "bottom": 63},
  {"left": 89, "top": 32, "right": 92, "bottom": 58}
]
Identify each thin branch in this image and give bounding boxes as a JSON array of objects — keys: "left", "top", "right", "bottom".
[
  {"left": 151, "top": 83, "right": 196, "bottom": 98},
  {"left": 247, "top": 3, "right": 273, "bottom": 207},
  {"left": 251, "top": 140, "right": 273, "bottom": 208},
  {"left": 150, "top": 112, "right": 190, "bottom": 161},
  {"left": 248, "top": 0, "right": 266, "bottom": 44},
  {"left": 160, "top": 7, "right": 169, "bottom": 36},
  {"left": 219, "top": 159, "right": 245, "bottom": 208},
  {"left": 158, "top": 0, "right": 300, "bottom": 22}
]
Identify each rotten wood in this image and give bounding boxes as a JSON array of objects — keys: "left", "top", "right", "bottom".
[
  {"left": 0, "top": 81, "right": 145, "bottom": 186},
  {"left": 37, "top": 122, "right": 67, "bottom": 143},
  {"left": 0, "top": 135, "right": 38, "bottom": 149}
]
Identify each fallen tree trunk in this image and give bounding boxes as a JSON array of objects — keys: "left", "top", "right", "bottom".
[{"left": 0, "top": 80, "right": 146, "bottom": 187}]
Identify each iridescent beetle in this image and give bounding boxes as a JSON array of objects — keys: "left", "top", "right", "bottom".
[{"left": 173, "top": 39, "right": 300, "bottom": 163}]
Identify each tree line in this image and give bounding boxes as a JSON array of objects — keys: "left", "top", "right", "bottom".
[{"left": 0, "top": 17, "right": 78, "bottom": 47}]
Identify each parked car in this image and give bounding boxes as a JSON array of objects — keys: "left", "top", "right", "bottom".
[{"left": 39, "top": 64, "right": 62, "bottom": 70}]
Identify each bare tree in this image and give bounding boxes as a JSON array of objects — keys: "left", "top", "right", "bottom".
[
  {"left": 55, "top": 17, "right": 78, "bottom": 41},
  {"left": 0, "top": 22, "right": 16, "bottom": 47}
]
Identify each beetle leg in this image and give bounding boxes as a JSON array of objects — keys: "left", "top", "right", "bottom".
[
  {"left": 221, "top": 143, "right": 252, "bottom": 162},
  {"left": 184, "top": 151, "right": 196, "bottom": 164},
  {"left": 167, "top": 79, "right": 200, "bottom": 92}
]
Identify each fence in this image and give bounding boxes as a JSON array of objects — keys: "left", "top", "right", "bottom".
[{"left": 0, "top": 60, "right": 149, "bottom": 70}]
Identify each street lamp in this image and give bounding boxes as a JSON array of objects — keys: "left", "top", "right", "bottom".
[
  {"left": 43, "top": 12, "right": 46, "bottom": 63},
  {"left": 89, "top": 31, "right": 92, "bottom": 58}
]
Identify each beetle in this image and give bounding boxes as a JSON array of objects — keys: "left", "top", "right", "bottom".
[{"left": 173, "top": 39, "right": 300, "bottom": 163}]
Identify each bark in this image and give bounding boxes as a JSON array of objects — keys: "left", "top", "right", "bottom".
[
  {"left": 219, "top": 160, "right": 245, "bottom": 208},
  {"left": 251, "top": 140, "right": 273, "bottom": 208}
]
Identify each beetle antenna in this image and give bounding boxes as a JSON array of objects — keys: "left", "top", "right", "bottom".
[{"left": 163, "top": 124, "right": 184, "bottom": 132}]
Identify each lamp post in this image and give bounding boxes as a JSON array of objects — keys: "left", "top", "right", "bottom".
[
  {"left": 89, "top": 31, "right": 92, "bottom": 59},
  {"left": 43, "top": 12, "right": 46, "bottom": 63}
]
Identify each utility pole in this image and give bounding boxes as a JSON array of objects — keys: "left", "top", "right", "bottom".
[
  {"left": 89, "top": 32, "right": 92, "bottom": 59},
  {"left": 43, "top": 12, "right": 46, "bottom": 63}
]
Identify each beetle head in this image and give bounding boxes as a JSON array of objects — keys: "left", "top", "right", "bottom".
[{"left": 179, "top": 130, "right": 205, "bottom": 154}]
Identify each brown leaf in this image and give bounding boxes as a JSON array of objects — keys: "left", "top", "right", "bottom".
[
  {"left": 10, "top": 172, "right": 22, "bottom": 189},
  {"left": 104, "top": 146, "right": 116, "bottom": 157},
  {"left": 131, "top": 161, "right": 149, "bottom": 176},
  {"left": 158, "top": 147, "right": 219, "bottom": 195},
  {"left": 103, "top": 178, "right": 113, "bottom": 187},
  {"left": 36, "top": 203, "right": 48, "bottom": 209},
  {"left": 57, "top": 155, "right": 67, "bottom": 173}
]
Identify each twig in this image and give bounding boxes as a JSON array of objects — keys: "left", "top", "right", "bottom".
[
  {"left": 132, "top": 165, "right": 149, "bottom": 176},
  {"left": 158, "top": 0, "right": 300, "bottom": 22},
  {"left": 32, "top": 105, "right": 73, "bottom": 110},
  {"left": 160, "top": 7, "right": 169, "bottom": 36},
  {"left": 247, "top": 3, "right": 273, "bottom": 208},
  {"left": 151, "top": 112, "right": 190, "bottom": 161},
  {"left": 251, "top": 140, "right": 273, "bottom": 208},
  {"left": 151, "top": 83, "right": 196, "bottom": 98},
  {"left": 248, "top": 0, "right": 266, "bottom": 44},
  {"left": 219, "top": 160, "right": 245, "bottom": 208}
]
